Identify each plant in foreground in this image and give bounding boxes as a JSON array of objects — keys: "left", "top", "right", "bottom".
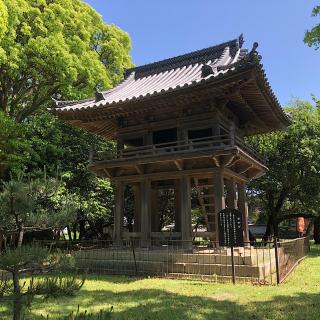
[
  {"left": 0, "top": 245, "right": 85, "bottom": 320},
  {"left": 40, "top": 306, "right": 113, "bottom": 320}
]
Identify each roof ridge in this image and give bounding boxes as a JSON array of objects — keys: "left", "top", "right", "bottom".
[{"left": 125, "top": 34, "right": 244, "bottom": 78}]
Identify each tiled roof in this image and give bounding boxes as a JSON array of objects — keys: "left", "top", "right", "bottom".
[{"left": 54, "top": 35, "right": 253, "bottom": 112}]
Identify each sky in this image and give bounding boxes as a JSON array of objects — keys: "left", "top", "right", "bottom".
[{"left": 84, "top": 0, "right": 320, "bottom": 106}]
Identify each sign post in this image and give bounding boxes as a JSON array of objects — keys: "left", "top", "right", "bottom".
[{"left": 218, "top": 208, "right": 244, "bottom": 284}]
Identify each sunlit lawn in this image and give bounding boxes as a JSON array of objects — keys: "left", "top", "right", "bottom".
[{"left": 1, "top": 245, "right": 320, "bottom": 320}]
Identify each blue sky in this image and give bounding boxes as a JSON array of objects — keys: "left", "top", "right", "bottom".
[{"left": 85, "top": 1, "right": 319, "bottom": 106}]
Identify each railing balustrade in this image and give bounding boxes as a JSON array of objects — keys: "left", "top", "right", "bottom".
[{"left": 93, "top": 134, "right": 265, "bottom": 164}]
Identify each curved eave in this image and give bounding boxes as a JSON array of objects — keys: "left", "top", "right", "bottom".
[
  {"left": 254, "top": 63, "right": 291, "bottom": 128},
  {"left": 53, "top": 58, "right": 291, "bottom": 134}
]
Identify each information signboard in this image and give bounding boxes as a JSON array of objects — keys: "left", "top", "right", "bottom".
[{"left": 218, "top": 208, "right": 244, "bottom": 247}]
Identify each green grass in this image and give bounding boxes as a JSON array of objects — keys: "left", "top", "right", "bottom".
[{"left": 1, "top": 245, "right": 320, "bottom": 320}]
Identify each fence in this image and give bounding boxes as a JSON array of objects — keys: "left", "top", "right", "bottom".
[
  {"left": 277, "top": 237, "right": 310, "bottom": 283},
  {"left": 35, "top": 237, "right": 310, "bottom": 285}
]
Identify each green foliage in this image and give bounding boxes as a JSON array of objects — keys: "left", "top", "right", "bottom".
[
  {"left": 25, "top": 113, "right": 115, "bottom": 229},
  {"left": 0, "top": 273, "right": 11, "bottom": 297},
  {"left": 0, "top": 245, "right": 50, "bottom": 271},
  {"left": 0, "top": 0, "right": 8, "bottom": 41},
  {"left": 0, "top": 112, "right": 29, "bottom": 178},
  {"left": 33, "top": 275, "right": 85, "bottom": 299},
  {"left": 0, "top": 0, "right": 130, "bottom": 240},
  {"left": 0, "top": 177, "right": 36, "bottom": 234},
  {"left": 0, "top": 245, "right": 85, "bottom": 320},
  {"left": 41, "top": 306, "right": 113, "bottom": 320},
  {"left": 0, "top": 174, "right": 77, "bottom": 246},
  {"left": 304, "top": 5, "right": 320, "bottom": 49},
  {"left": 0, "top": 0, "right": 132, "bottom": 121},
  {"left": 247, "top": 99, "right": 320, "bottom": 235}
]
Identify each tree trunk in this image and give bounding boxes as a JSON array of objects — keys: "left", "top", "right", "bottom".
[
  {"left": 67, "top": 226, "right": 73, "bottom": 241},
  {"left": 262, "top": 215, "right": 273, "bottom": 242},
  {"left": 12, "top": 271, "right": 23, "bottom": 320},
  {"left": 79, "top": 219, "right": 86, "bottom": 240},
  {"left": 314, "top": 216, "right": 320, "bottom": 244},
  {"left": 73, "top": 224, "right": 77, "bottom": 241},
  {"left": 306, "top": 220, "right": 314, "bottom": 236},
  {"left": 17, "top": 225, "right": 24, "bottom": 248},
  {"left": 273, "top": 214, "right": 279, "bottom": 239},
  {"left": 0, "top": 232, "right": 3, "bottom": 252}
]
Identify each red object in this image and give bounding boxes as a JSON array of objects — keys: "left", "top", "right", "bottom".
[{"left": 297, "top": 217, "right": 305, "bottom": 233}]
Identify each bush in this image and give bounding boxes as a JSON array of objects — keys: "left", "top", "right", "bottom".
[
  {"left": 33, "top": 275, "right": 85, "bottom": 298},
  {"left": 41, "top": 306, "right": 113, "bottom": 319}
]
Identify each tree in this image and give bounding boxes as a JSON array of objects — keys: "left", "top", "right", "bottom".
[
  {"left": 0, "top": 245, "right": 84, "bottom": 320},
  {"left": 0, "top": 1, "right": 8, "bottom": 41},
  {"left": 23, "top": 112, "right": 115, "bottom": 240},
  {"left": 304, "top": 5, "right": 320, "bottom": 243},
  {"left": 0, "top": 0, "right": 132, "bottom": 121},
  {"left": 0, "top": 174, "right": 77, "bottom": 247},
  {"left": 247, "top": 100, "right": 320, "bottom": 242},
  {"left": 304, "top": 5, "right": 320, "bottom": 49}
]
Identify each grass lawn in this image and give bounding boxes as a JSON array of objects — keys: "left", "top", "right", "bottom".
[{"left": 1, "top": 245, "right": 319, "bottom": 320}]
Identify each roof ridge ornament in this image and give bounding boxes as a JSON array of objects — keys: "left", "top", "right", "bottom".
[
  {"left": 237, "top": 34, "right": 245, "bottom": 49},
  {"left": 201, "top": 64, "right": 214, "bottom": 77},
  {"left": 95, "top": 89, "right": 105, "bottom": 102},
  {"left": 247, "top": 42, "right": 262, "bottom": 63}
]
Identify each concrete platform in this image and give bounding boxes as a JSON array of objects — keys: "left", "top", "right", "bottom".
[{"left": 74, "top": 245, "right": 285, "bottom": 284}]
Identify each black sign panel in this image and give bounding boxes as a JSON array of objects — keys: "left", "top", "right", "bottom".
[{"left": 218, "top": 208, "right": 244, "bottom": 247}]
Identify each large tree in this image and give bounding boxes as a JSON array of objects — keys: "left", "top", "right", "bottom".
[
  {"left": 0, "top": 0, "right": 132, "bottom": 121},
  {"left": 248, "top": 100, "right": 320, "bottom": 242}
]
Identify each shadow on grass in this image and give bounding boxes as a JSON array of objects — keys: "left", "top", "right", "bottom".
[
  {"left": 84, "top": 273, "right": 143, "bottom": 284},
  {"left": 1, "top": 289, "right": 319, "bottom": 320},
  {"left": 1, "top": 246, "right": 319, "bottom": 319}
]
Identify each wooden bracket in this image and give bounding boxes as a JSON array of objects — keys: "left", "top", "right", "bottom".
[
  {"left": 174, "top": 159, "right": 184, "bottom": 171},
  {"left": 103, "top": 168, "right": 112, "bottom": 178},
  {"left": 212, "top": 156, "right": 221, "bottom": 168},
  {"left": 134, "top": 164, "right": 144, "bottom": 175},
  {"left": 236, "top": 163, "right": 253, "bottom": 175}
]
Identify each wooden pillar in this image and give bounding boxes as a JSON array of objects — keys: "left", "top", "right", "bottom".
[
  {"left": 230, "top": 122, "right": 235, "bottom": 146},
  {"left": 238, "top": 183, "right": 250, "bottom": 243},
  {"left": 180, "top": 176, "right": 192, "bottom": 242},
  {"left": 133, "top": 185, "right": 141, "bottom": 232},
  {"left": 140, "top": 179, "right": 151, "bottom": 247},
  {"left": 174, "top": 180, "right": 181, "bottom": 232},
  {"left": 225, "top": 179, "right": 237, "bottom": 209},
  {"left": 151, "top": 188, "right": 160, "bottom": 232},
  {"left": 214, "top": 173, "right": 226, "bottom": 243},
  {"left": 144, "top": 131, "right": 153, "bottom": 145},
  {"left": 113, "top": 182, "right": 124, "bottom": 245},
  {"left": 117, "top": 137, "right": 124, "bottom": 153}
]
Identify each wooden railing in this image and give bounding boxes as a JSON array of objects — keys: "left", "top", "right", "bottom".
[{"left": 93, "top": 134, "right": 265, "bottom": 164}]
